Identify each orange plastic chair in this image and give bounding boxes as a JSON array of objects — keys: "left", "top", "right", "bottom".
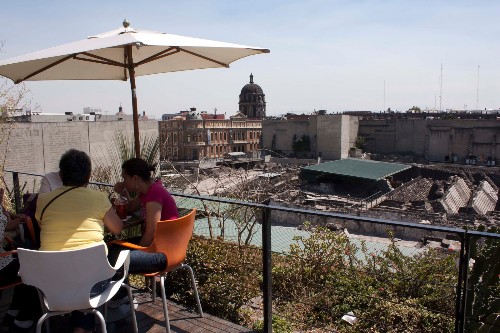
[{"left": 109, "top": 208, "right": 202, "bottom": 333}]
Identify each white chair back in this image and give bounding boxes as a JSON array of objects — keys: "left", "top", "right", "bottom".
[{"left": 17, "top": 243, "right": 117, "bottom": 311}]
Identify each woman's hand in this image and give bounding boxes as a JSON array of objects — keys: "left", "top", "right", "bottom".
[{"left": 114, "top": 181, "right": 126, "bottom": 194}]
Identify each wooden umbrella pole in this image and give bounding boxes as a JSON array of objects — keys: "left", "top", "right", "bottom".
[{"left": 127, "top": 45, "right": 141, "bottom": 158}]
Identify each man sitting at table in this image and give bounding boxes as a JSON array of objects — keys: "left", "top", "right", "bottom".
[{"left": 35, "top": 149, "right": 123, "bottom": 333}]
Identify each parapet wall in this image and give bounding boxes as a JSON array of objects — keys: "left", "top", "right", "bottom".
[
  {"left": 1, "top": 121, "right": 158, "bottom": 191},
  {"left": 269, "top": 199, "right": 447, "bottom": 241}
]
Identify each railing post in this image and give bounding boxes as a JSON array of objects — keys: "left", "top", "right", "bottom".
[
  {"left": 12, "top": 172, "right": 22, "bottom": 214},
  {"left": 262, "top": 199, "right": 272, "bottom": 333},
  {"left": 455, "top": 230, "right": 470, "bottom": 333}
]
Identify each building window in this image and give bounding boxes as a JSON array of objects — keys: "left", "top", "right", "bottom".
[{"left": 187, "top": 135, "right": 191, "bottom": 143}]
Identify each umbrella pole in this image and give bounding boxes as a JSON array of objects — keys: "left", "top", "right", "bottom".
[{"left": 127, "top": 45, "right": 141, "bottom": 158}]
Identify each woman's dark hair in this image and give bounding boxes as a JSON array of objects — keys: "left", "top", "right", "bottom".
[
  {"left": 122, "top": 158, "right": 155, "bottom": 181},
  {"left": 59, "top": 149, "right": 92, "bottom": 186}
]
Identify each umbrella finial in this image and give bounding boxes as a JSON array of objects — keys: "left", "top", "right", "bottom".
[
  {"left": 123, "top": 19, "right": 130, "bottom": 28},
  {"left": 250, "top": 73, "right": 254, "bottom": 84}
]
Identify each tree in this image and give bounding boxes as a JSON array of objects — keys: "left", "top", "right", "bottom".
[
  {"left": 465, "top": 226, "right": 500, "bottom": 332},
  {"left": 0, "top": 42, "right": 33, "bottom": 208},
  {"left": 292, "top": 135, "right": 311, "bottom": 154},
  {"left": 354, "top": 136, "right": 365, "bottom": 149}
]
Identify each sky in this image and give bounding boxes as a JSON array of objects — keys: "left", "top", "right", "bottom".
[{"left": 1, "top": 0, "right": 500, "bottom": 119}]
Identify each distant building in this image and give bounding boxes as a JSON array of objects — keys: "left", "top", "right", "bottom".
[
  {"left": 239, "top": 73, "right": 266, "bottom": 118},
  {"left": 159, "top": 108, "right": 261, "bottom": 160},
  {"left": 159, "top": 74, "right": 266, "bottom": 161},
  {"left": 262, "top": 114, "right": 359, "bottom": 160},
  {"left": 8, "top": 105, "right": 141, "bottom": 122},
  {"left": 83, "top": 107, "right": 102, "bottom": 114}
]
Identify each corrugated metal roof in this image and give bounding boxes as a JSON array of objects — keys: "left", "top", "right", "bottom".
[{"left": 302, "top": 158, "right": 411, "bottom": 181}]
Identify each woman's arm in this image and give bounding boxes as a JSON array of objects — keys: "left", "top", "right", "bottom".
[
  {"left": 139, "top": 201, "right": 162, "bottom": 247},
  {"left": 127, "top": 196, "right": 141, "bottom": 213},
  {"left": 114, "top": 182, "right": 141, "bottom": 213},
  {"left": 103, "top": 207, "right": 123, "bottom": 235}
]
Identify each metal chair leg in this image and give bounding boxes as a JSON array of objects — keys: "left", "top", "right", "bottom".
[
  {"left": 94, "top": 309, "right": 108, "bottom": 333},
  {"left": 151, "top": 276, "right": 157, "bottom": 303},
  {"left": 182, "top": 263, "right": 203, "bottom": 317},
  {"left": 122, "top": 283, "right": 139, "bottom": 333},
  {"left": 159, "top": 275, "right": 171, "bottom": 333}
]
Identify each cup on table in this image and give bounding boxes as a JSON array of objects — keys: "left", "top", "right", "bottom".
[{"left": 114, "top": 197, "right": 128, "bottom": 220}]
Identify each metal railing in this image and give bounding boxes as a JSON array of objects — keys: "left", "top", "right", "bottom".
[{"left": 5, "top": 170, "right": 500, "bottom": 333}]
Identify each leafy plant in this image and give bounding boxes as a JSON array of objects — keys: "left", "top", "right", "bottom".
[{"left": 166, "top": 225, "right": 459, "bottom": 332}]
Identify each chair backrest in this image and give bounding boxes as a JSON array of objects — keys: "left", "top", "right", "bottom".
[
  {"left": 146, "top": 209, "right": 196, "bottom": 272},
  {"left": 17, "top": 243, "right": 116, "bottom": 311}
]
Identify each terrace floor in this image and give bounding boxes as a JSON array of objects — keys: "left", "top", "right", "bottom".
[{"left": 0, "top": 287, "right": 255, "bottom": 333}]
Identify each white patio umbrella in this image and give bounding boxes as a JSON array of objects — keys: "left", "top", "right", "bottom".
[{"left": 0, "top": 19, "right": 269, "bottom": 157}]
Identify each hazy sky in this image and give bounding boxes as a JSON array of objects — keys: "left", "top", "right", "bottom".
[{"left": 1, "top": 0, "right": 499, "bottom": 118}]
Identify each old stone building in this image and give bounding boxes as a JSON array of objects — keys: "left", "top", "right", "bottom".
[
  {"left": 159, "top": 75, "right": 266, "bottom": 161},
  {"left": 159, "top": 110, "right": 261, "bottom": 160}
]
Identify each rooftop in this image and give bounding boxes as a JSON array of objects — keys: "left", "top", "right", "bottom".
[{"left": 302, "top": 158, "right": 411, "bottom": 181}]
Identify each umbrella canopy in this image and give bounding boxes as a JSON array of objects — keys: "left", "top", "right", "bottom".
[{"left": 0, "top": 20, "right": 269, "bottom": 156}]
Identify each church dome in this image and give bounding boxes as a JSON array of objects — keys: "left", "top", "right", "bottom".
[
  {"left": 238, "top": 73, "right": 266, "bottom": 119},
  {"left": 239, "top": 73, "right": 265, "bottom": 103}
]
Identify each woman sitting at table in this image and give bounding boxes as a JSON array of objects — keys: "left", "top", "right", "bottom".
[
  {"left": 110, "top": 157, "right": 178, "bottom": 273},
  {"left": 0, "top": 188, "right": 40, "bottom": 332},
  {"left": 35, "top": 149, "right": 123, "bottom": 333}
]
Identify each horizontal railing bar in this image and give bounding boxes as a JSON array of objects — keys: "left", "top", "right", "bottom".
[
  {"left": 5, "top": 170, "right": 499, "bottom": 239},
  {"left": 467, "top": 230, "right": 500, "bottom": 239}
]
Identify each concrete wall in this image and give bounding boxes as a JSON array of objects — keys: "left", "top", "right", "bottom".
[
  {"left": 269, "top": 199, "right": 447, "bottom": 241},
  {"left": 1, "top": 120, "right": 158, "bottom": 190},
  {"left": 395, "top": 119, "right": 426, "bottom": 155},
  {"left": 262, "top": 118, "right": 311, "bottom": 155},
  {"left": 315, "top": 115, "right": 347, "bottom": 159},
  {"left": 262, "top": 115, "right": 357, "bottom": 160},
  {"left": 359, "top": 119, "right": 396, "bottom": 153},
  {"left": 359, "top": 118, "right": 500, "bottom": 163}
]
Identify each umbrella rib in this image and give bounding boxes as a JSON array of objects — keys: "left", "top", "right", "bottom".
[
  {"left": 123, "top": 48, "right": 128, "bottom": 81},
  {"left": 16, "top": 54, "right": 75, "bottom": 83},
  {"left": 79, "top": 53, "right": 126, "bottom": 67},
  {"left": 178, "top": 48, "right": 229, "bottom": 68},
  {"left": 135, "top": 47, "right": 179, "bottom": 67},
  {"left": 73, "top": 56, "right": 125, "bottom": 68}
]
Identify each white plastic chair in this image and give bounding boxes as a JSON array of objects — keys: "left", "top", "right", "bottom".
[{"left": 16, "top": 243, "right": 138, "bottom": 333}]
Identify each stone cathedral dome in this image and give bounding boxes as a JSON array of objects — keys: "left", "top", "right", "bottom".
[{"left": 238, "top": 73, "right": 266, "bottom": 118}]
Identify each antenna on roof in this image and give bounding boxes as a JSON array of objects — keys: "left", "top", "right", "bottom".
[
  {"left": 439, "top": 63, "right": 443, "bottom": 111},
  {"left": 476, "top": 65, "right": 480, "bottom": 110}
]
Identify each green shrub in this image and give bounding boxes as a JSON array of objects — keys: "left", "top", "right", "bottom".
[{"left": 166, "top": 227, "right": 459, "bottom": 332}]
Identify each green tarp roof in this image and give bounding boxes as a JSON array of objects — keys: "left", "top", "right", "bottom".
[{"left": 302, "top": 158, "right": 411, "bottom": 181}]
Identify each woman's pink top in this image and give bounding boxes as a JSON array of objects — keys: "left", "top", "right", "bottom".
[{"left": 139, "top": 180, "right": 179, "bottom": 221}]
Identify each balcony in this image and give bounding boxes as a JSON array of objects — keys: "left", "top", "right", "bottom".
[
  {"left": 4, "top": 170, "right": 500, "bottom": 333},
  {"left": 183, "top": 141, "right": 206, "bottom": 146}
]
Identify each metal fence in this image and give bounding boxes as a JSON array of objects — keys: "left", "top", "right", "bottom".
[{"left": 5, "top": 170, "right": 500, "bottom": 333}]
